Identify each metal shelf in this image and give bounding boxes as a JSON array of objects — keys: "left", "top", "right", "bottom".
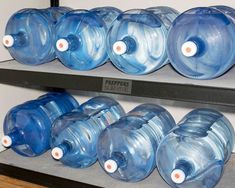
[
  {"left": 50, "top": 0, "right": 59, "bottom": 7},
  {"left": 0, "top": 149, "right": 234, "bottom": 188},
  {"left": 0, "top": 60, "right": 235, "bottom": 106}
]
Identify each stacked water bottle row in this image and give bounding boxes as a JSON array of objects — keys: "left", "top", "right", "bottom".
[
  {"left": 1, "top": 92, "right": 234, "bottom": 187},
  {"left": 3, "top": 5, "right": 235, "bottom": 79}
]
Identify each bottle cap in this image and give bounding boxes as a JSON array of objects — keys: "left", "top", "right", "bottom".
[
  {"left": 1, "top": 135, "right": 12, "bottom": 147},
  {"left": 56, "top": 39, "right": 69, "bottom": 52},
  {"left": 171, "top": 169, "right": 186, "bottom": 184},
  {"left": 113, "top": 41, "right": 127, "bottom": 55},
  {"left": 181, "top": 41, "right": 198, "bottom": 57},
  {"left": 104, "top": 159, "right": 118, "bottom": 173},
  {"left": 2, "top": 35, "right": 14, "bottom": 47},
  {"left": 51, "top": 147, "right": 64, "bottom": 160}
]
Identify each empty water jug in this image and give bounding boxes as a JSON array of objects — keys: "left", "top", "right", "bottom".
[
  {"left": 156, "top": 108, "right": 235, "bottom": 188},
  {"left": 2, "top": 7, "right": 71, "bottom": 65},
  {"left": 97, "top": 104, "right": 175, "bottom": 182},
  {"left": 50, "top": 96, "right": 125, "bottom": 168},
  {"left": 55, "top": 7, "right": 121, "bottom": 70},
  {"left": 1, "top": 92, "right": 78, "bottom": 157},
  {"left": 106, "top": 7, "right": 179, "bottom": 75},
  {"left": 167, "top": 6, "right": 235, "bottom": 79}
]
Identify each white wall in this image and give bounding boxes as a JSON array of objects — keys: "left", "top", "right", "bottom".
[
  {"left": 0, "top": 0, "right": 50, "bottom": 61},
  {"left": 60, "top": 0, "right": 235, "bottom": 11}
]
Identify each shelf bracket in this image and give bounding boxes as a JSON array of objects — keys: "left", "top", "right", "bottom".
[{"left": 50, "top": 0, "right": 59, "bottom": 7}]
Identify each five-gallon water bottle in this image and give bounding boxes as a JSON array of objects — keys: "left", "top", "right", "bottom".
[
  {"left": 50, "top": 96, "right": 125, "bottom": 168},
  {"left": 106, "top": 7, "right": 179, "bottom": 75},
  {"left": 97, "top": 104, "right": 175, "bottom": 182},
  {"left": 2, "top": 7, "right": 71, "bottom": 65},
  {"left": 55, "top": 7, "right": 121, "bottom": 70},
  {"left": 156, "top": 108, "right": 235, "bottom": 188},
  {"left": 167, "top": 6, "right": 235, "bottom": 79},
  {"left": 1, "top": 92, "right": 79, "bottom": 157}
]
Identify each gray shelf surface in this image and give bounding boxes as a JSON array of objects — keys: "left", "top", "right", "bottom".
[
  {"left": 0, "top": 60, "right": 235, "bottom": 106},
  {"left": 0, "top": 149, "right": 234, "bottom": 188},
  {"left": 0, "top": 60, "right": 235, "bottom": 89}
]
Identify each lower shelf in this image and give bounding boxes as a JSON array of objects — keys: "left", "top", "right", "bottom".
[{"left": 0, "top": 149, "right": 234, "bottom": 188}]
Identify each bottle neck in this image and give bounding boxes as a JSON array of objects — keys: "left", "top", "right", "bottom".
[
  {"left": 171, "top": 160, "right": 193, "bottom": 184},
  {"left": 3, "top": 32, "right": 27, "bottom": 48},
  {"left": 113, "top": 36, "right": 137, "bottom": 55},
  {"left": 2, "top": 130, "right": 23, "bottom": 147},
  {"left": 56, "top": 34, "right": 81, "bottom": 52},
  {"left": 181, "top": 37, "right": 205, "bottom": 57},
  {"left": 104, "top": 152, "right": 127, "bottom": 173},
  {"left": 51, "top": 141, "right": 72, "bottom": 160}
]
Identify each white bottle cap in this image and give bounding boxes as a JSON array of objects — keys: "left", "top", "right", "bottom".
[
  {"left": 104, "top": 159, "right": 118, "bottom": 173},
  {"left": 171, "top": 169, "right": 186, "bottom": 184},
  {"left": 113, "top": 41, "right": 127, "bottom": 55},
  {"left": 56, "top": 39, "right": 69, "bottom": 52},
  {"left": 1, "top": 135, "right": 12, "bottom": 147},
  {"left": 2, "top": 35, "right": 14, "bottom": 47},
  {"left": 51, "top": 147, "right": 64, "bottom": 160},
  {"left": 181, "top": 41, "right": 198, "bottom": 57}
]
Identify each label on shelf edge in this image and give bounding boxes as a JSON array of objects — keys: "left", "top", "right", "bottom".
[{"left": 102, "top": 78, "right": 132, "bottom": 94}]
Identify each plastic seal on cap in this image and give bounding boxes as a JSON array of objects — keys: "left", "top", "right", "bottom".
[
  {"left": 181, "top": 41, "right": 198, "bottom": 57},
  {"left": 2, "top": 35, "right": 14, "bottom": 47},
  {"left": 51, "top": 147, "right": 64, "bottom": 160},
  {"left": 1, "top": 135, "right": 12, "bottom": 147},
  {"left": 56, "top": 39, "right": 69, "bottom": 52},
  {"left": 104, "top": 159, "right": 118, "bottom": 173},
  {"left": 171, "top": 169, "right": 186, "bottom": 184},
  {"left": 113, "top": 41, "right": 127, "bottom": 55}
]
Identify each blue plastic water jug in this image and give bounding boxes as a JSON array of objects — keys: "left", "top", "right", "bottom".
[
  {"left": 156, "top": 108, "right": 235, "bottom": 188},
  {"left": 167, "top": 6, "right": 235, "bottom": 79},
  {"left": 97, "top": 104, "right": 175, "bottom": 182},
  {"left": 1, "top": 92, "right": 79, "bottom": 157},
  {"left": 2, "top": 7, "right": 71, "bottom": 65},
  {"left": 106, "top": 7, "right": 179, "bottom": 75},
  {"left": 55, "top": 7, "right": 121, "bottom": 70},
  {"left": 50, "top": 96, "right": 125, "bottom": 168}
]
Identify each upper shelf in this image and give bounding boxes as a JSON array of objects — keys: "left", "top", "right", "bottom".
[{"left": 0, "top": 59, "right": 235, "bottom": 106}]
